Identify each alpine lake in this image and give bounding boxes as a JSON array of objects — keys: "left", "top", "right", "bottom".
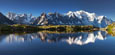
[{"left": 0, "top": 24, "right": 115, "bottom": 55}]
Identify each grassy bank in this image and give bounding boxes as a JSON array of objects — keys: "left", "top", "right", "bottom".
[
  {"left": 38, "top": 25, "right": 99, "bottom": 33},
  {"left": 0, "top": 24, "right": 41, "bottom": 35},
  {"left": 0, "top": 24, "right": 99, "bottom": 34},
  {"left": 106, "top": 23, "right": 115, "bottom": 36}
]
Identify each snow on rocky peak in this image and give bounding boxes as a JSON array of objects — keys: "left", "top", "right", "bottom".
[
  {"left": 7, "top": 12, "right": 36, "bottom": 24},
  {"left": 66, "top": 10, "right": 96, "bottom": 21},
  {"left": 97, "top": 16, "right": 105, "bottom": 23},
  {"left": 66, "top": 10, "right": 112, "bottom": 27}
]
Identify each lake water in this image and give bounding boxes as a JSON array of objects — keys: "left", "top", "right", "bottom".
[{"left": 0, "top": 31, "right": 115, "bottom": 55}]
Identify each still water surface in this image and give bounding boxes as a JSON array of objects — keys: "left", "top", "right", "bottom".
[{"left": 0, "top": 31, "right": 115, "bottom": 55}]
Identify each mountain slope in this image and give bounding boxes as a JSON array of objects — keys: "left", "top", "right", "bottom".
[
  {"left": 33, "top": 13, "right": 48, "bottom": 25},
  {"left": 0, "top": 12, "right": 14, "bottom": 25}
]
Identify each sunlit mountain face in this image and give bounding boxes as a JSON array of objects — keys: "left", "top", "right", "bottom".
[{"left": 0, "top": 31, "right": 110, "bottom": 46}]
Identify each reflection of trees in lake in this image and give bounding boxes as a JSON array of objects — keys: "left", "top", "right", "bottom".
[{"left": 0, "top": 31, "right": 110, "bottom": 45}]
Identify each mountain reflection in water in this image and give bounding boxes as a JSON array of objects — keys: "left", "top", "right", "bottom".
[{"left": 0, "top": 31, "right": 110, "bottom": 45}]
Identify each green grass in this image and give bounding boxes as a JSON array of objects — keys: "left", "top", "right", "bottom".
[
  {"left": 0, "top": 24, "right": 99, "bottom": 34},
  {"left": 106, "top": 23, "right": 115, "bottom": 36},
  {"left": 0, "top": 24, "right": 41, "bottom": 32}
]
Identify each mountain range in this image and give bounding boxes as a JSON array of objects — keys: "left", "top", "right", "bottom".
[{"left": 0, "top": 10, "right": 113, "bottom": 28}]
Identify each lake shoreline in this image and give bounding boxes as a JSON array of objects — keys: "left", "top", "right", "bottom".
[{"left": 0, "top": 24, "right": 101, "bottom": 35}]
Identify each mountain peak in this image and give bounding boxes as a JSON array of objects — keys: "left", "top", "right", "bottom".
[{"left": 66, "top": 10, "right": 97, "bottom": 21}]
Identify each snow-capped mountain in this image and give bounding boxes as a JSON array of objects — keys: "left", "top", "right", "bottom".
[
  {"left": 0, "top": 12, "right": 14, "bottom": 25},
  {"left": 7, "top": 12, "right": 37, "bottom": 24},
  {"left": 33, "top": 10, "right": 113, "bottom": 27},
  {"left": 5, "top": 10, "right": 113, "bottom": 27},
  {"left": 66, "top": 10, "right": 113, "bottom": 27},
  {"left": 33, "top": 13, "right": 48, "bottom": 25}
]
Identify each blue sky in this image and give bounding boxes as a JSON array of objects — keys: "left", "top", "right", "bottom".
[{"left": 0, "top": 0, "right": 115, "bottom": 20}]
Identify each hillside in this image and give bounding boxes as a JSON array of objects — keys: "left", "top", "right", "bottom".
[{"left": 106, "top": 23, "right": 115, "bottom": 36}]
